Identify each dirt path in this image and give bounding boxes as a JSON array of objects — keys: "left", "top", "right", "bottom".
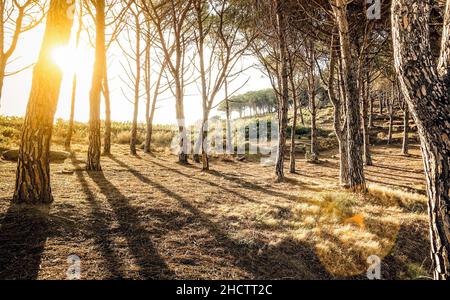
[{"left": 0, "top": 144, "right": 431, "bottom": 279}]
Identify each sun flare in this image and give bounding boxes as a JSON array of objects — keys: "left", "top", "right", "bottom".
[{"left": 52, "top": 46, "right": 91, "bottom": 75}]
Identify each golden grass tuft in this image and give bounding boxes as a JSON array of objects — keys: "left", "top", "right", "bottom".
[{"left": 367, "top": 183, "right": 428, "bottom": 213}]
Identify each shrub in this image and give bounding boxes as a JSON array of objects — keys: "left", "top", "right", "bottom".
[
  {"left": 152, "top": 131, "right": 175, "bottom": 147},
  {"left": 115, "top": 130, "right": 145, "bottom": 145}
]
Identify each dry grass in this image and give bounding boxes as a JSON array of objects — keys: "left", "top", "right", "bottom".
[{"left": 0, "top": 142, "right": 431, "bottom": 280}]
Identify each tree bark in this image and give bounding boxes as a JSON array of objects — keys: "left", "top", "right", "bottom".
[
  {"left": 307, "top": 40, "right": 319, "bottom": 162},
  {"left": 0, "top": 61, "right": 5, "bottom": 107},
  {"left": 130, "top": 13, "right": 141, "bottom": 156},
  {"left": 13, "top": 1, "right": 74, "bottom": 204},
  {"left": 332, "top": 0, "right": 366, "bottom": 192},
  {"left": 224, "top": 79, "right": 233, "bottom": 155},
  {"left": 275, "top": 0, "right": 289, "bottom": 181},
  {"left": 87, "top": 0, "right": 106, "bottom": 171},
  {"left": 369, "top": 96, "right": 374, "bottom": 129},
  {"left": 392, "top": 0, "right": 450, "bottom": 279},
  {"left": 328, "top": 36, "right": 349, "bottom": 187},
  {"left": 144, "top": 25, "right": 152, "bottom": 154},
  {"left": 194, "top": 0, "right": 210, "bottom": 171},
  {"left": 289, "top": 57, "right": 298, "bottom": 174},
  {"left": 102, "top": 66, "right": 111, "bottom": 155},
  {"left": 387, "top": 81, "right": 394, "bottom": 145},
  {"left": 362, "top": 71, "right": 372, "bottom": 166},
  {"left": 176, "top": 81, "right": 188, "bottom": 164}
]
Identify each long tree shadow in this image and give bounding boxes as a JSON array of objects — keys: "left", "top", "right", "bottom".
[
  {"left": 366, "top": 178, "right": 426, "bottom": 194},
  {"left": 140, "top": 157, "right": 295, "bottom": 209},
  {"left": 205, "top": 170, "right": 303, "bottom": 202},
  {"left": 365, "top": 168, "right": 425, "bottom": 182},
  {"left": 0, "top": 203, "right": 50, "bottom": 279},
  {"left": 374, "top": 163, "right": 424, "bottom": 175},
  {"left": 156, "top": 157, "right": 308, "bottom": 202},
  {"left": 85, "top": 170, "right": 174, "bottom": 279},
  {"left": 71, "top": 157, "right": 127, "bottom": 279},
  {"left": 109, "top": 156, "right": 332, "bottom": 279}
]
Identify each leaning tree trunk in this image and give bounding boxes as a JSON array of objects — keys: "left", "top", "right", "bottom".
[
  {"left": 333, "top": 0, "right": 366, "bottom": 192},
  {"left": 275, "top": 0, "right": 289, "bottom": 181},
  {"left": 13, "top": 1, "right": 74, "bottom": 204},
  {"left": 392, "top": 0, "right": 450, "bottom": 279},
  {"left": 0, "top": 61, "right": 5, "bottom": 106},
  {"left": 289, "top": 62, "right": 298, "bottom": 174},
  {"left": 87, "top": 0, "right": 106, "bottom": 171}
]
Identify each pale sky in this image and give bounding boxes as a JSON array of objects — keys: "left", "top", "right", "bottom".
[{"left": 0, "top": 19, "right": 272, "bottom": 126}]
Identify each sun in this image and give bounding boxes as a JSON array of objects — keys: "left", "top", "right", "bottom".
[{"left": 52, "top": 46, "right": 90, "bottom": 75}]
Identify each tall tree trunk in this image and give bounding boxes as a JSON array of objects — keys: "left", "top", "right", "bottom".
[
  {"left": 328, "top": 36, "right": 349, "bottom": 187},
  {"left": 298, "top": 101, "right": 305, "bottom": 126},
  {"left": 333, "top": 0, "right": 366, "bottom": 192},
  {"left": 392, "top": 0, "right": 450, "bottom": 279},
  {"left": 130, "top": 13, "right": 141, "bottom": 156},
  {"left": 87, "top": 0, "right": 106, "bottom": 171},
  {"left": 225, "top": 79, "right": 233, "bottom": 155},
  {"left": 144, "top": 26, "right": 152, "bottom": 154},
  {"left": 13, "top": 1, "right": 74, "bottom": 204},
  {"left": 176, "top": 81, "right": 188, "bottom": 164},
  {"left": 0, "top": 61, "right": 5, "bottom": 108},
  {"left": 369, "top": 96, "right": 374, "bottom": 129},
  {"left": 65, "top": 4, "right": 83, "bottom": 151},
  {"left": 102, "top": 67, "right": 111, "bottom": 155},
  {"left": 362, "top": 71, "right": 372, "bottom": 166},
  {"left": 275, "top": 0, "right": 289, "bottom": 181},
  {"left": 195, "top": 1, "right": 210, "bottom": 171},
  {"left": 289, "top": 59, "right": 298, "bottom": 174},
  {"left": 387, "top": 82, "right": 394, "bottom": 145},
  {"left": 307, "top": 41, "right": 318, "bottom": 162}
]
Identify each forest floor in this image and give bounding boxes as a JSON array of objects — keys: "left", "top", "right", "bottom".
[{"left": 0, "top": 143, "right": 431, "bottom": 280}]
